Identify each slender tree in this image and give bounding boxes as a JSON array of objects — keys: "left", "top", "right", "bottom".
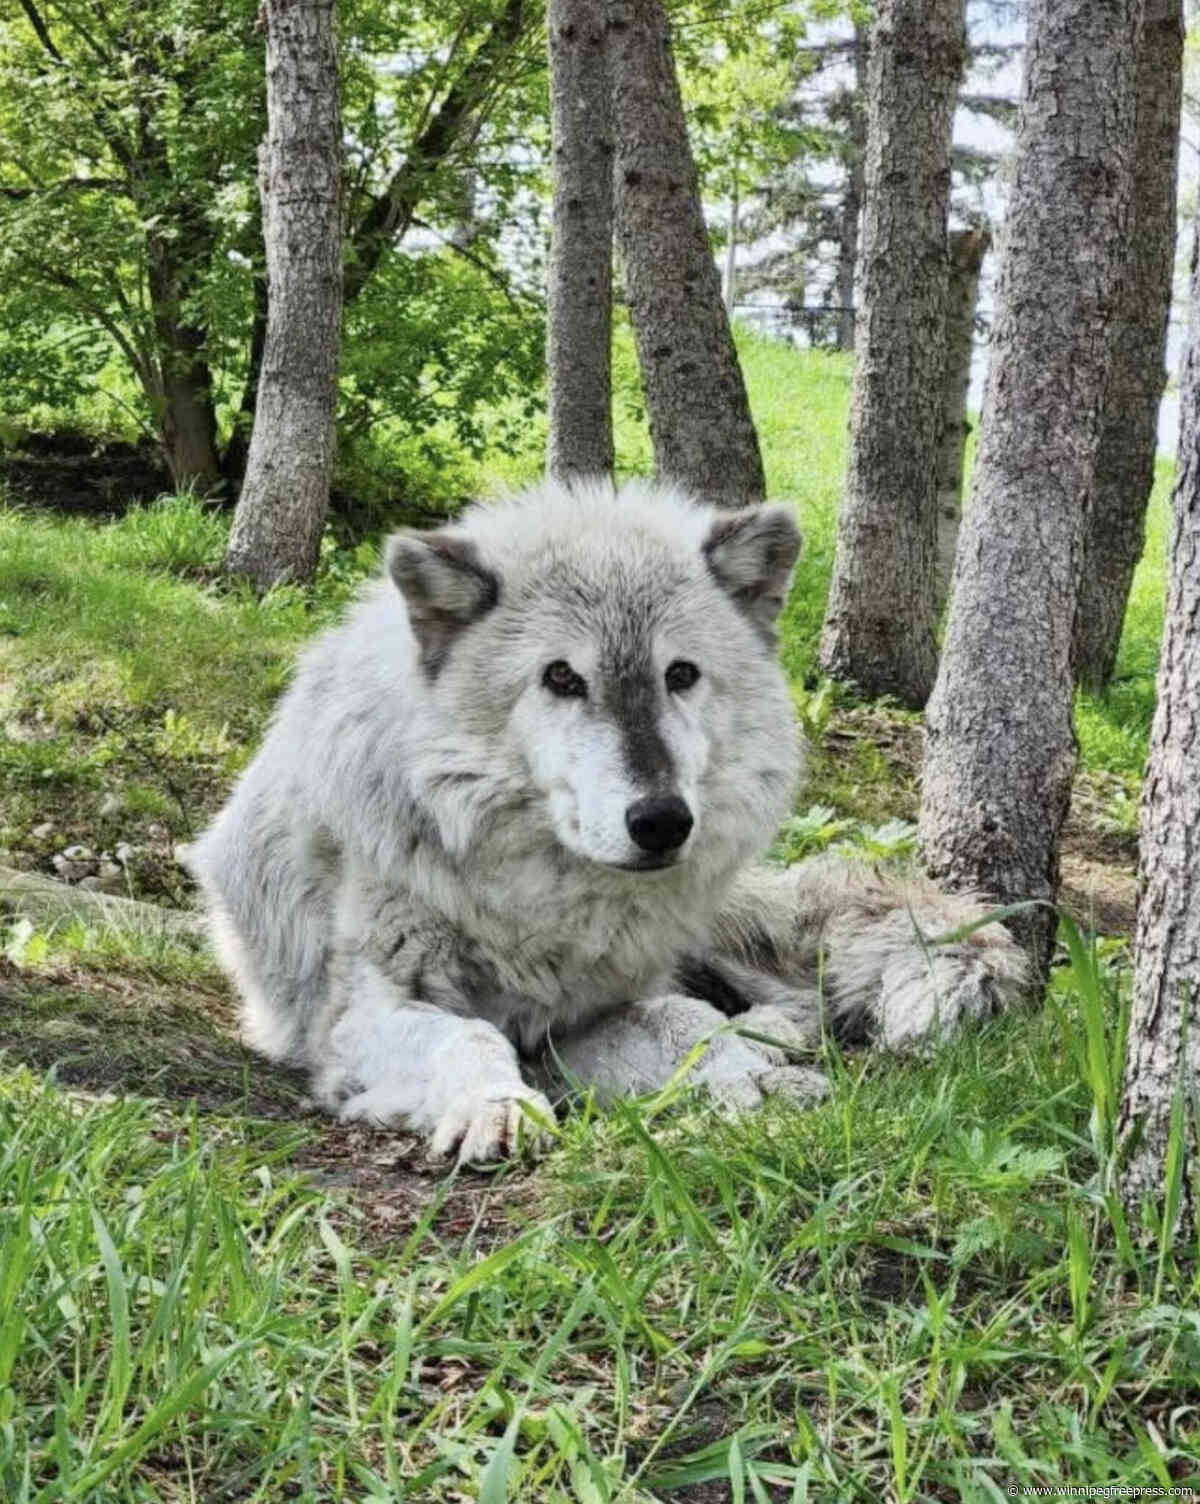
[
  {"left": 545, "top": 0, "right": 614, "bottom": 482},
  {"left": 919, "top": 0, "right": 1140, "bottom": 982},
  {"left": 610, "top": 0, "right": 765, "bottom": 507},
  {"left": 342, "top": 0, "right": 527, "bottom": 306},
  {"left": 817, "top": 0, "right": 966, "bottom": 708},
  {"left": 934, "top": 226, "right": 989, "bottom": 614},
  {"left": 832, "top": 19, "right": 869, "bottom": 354},
  {"left": 1118, "top": 213, "right": 1200, "bottom": 1242},
  {"left": 224, "top": 0, "right": 343, "bottom": 588},
  {"left": 1073, "top": 0, "right": 1183, "bottom": 691}
]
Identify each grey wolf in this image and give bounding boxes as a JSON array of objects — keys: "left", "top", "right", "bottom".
[{"left": 188, "top": 477, "right": 1025, "bottom": 1162}]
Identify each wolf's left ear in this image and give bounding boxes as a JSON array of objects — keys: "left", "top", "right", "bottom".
[
  {"left": 387, "top": 529, "right": 499, "bottom": 676},
  {"left": 702, "top": 505, "right": 802, "bottom": 640}
]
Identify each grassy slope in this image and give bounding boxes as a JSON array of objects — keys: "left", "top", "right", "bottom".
[{"left": 1, "top": 334, "right": 1195, "bottom": 1501}]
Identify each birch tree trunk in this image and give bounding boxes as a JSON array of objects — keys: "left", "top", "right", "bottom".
[
  {"left": 610, "top": 0, "right": 765, "bottom": 507},
  {"left": 224, "top": 0, "right": 343, "bottom": 589},
  {"left": 1118, "top": 215, "right": 1200, "bottom": 1242},
  {"left": 817, "top": 0, "right": 966, "bottom": 708},
  {"left": 546, "top": 0, "right": 615, "bottom": 482},
  {"left": 1073, "top": 0, "right": 1183, "bottom": 692},
  {"left": 919, "top": 0, "right": 1139, "bottom": 983},
  {"left": 934, "top": 227, "right": 989, "bottom": 614}
]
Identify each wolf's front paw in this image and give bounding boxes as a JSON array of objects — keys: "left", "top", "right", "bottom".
[{"left": 429, "top": 1087, "right": 555, "bottom": 1165}]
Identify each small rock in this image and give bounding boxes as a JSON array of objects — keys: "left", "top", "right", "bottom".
[
  {"left": 80, "top": 871, "right": 126, "bottom": 894},
  {"left": 31, "top": 821, "right": 55, "bottom": 841},
  {"left": 61, "top": 844, "right": 94, "bottom": 863},
  {"left": 98, "top": 792, "right": 123, "bottom": 817},
  {"left": 115, "top": 841, "right": 136, "bottom": 865},
  {"left": 146, "top": 822, "right": 167, "bottom": 839}
]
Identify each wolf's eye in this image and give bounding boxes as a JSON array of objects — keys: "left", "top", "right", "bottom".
[
  {"left": 665, "top": 660, "right": 701, "bottom": 693},
  {"left": 543, "top": 660, "right": 587, "bottom": 698}
]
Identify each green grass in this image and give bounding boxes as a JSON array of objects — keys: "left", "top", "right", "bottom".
[
  {"left": 1, "top": 938, "right": 1198, "bottom": 1500},
  {"left": 0, "top": 334, "right": 1189, "bottom": 1499}
]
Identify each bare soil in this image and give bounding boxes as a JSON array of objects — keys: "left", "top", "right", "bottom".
[{"left": 2, "top": 432, "right": 172, "bottom": 515}]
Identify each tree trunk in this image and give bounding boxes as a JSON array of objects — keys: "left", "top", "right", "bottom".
[
  {"left": 834, "top": 20, "right": 868, "bottom": 355},
  {"left": 919, "top": 0, "right": 1139, "bottom": 983},
  {"left": 225, "top": 0, "right": 343, "bottom": 590},
  {"left": 146, "top": 221, "right": 223, "bottom": 494},
  {"left": 610, "top": 0, "right": 765, "bottom": 507},
  {"left": 1073, "top": 0, "right": 1183, "bottom": 692},
  {"left": 934, "top": 227, "right": 990, "bottom": 614},
  {"left": 1118, "top": 212, "right": 1200, "bottom": 1244},
  {"left": 222, "top": 264, "right": 269, "bottom": 492},
  {"left": 545, "top": 0, "right": 615, "bottom": 483},
  {"left": 817, "top": 0, "right": 966, "bottom": 708},
  {"left": 156, "top": 337, "right": 222, "bottom": 494}
]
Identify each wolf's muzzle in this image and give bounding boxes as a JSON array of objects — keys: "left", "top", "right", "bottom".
[{"left": 625, "top": 794, "right": 694, "bottom": 855}]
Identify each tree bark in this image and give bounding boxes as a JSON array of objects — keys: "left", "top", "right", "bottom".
[
  {"left": 610, "top": 0, "right": 765, "bottom": 507},
  {"left": 225, "top": 0, "right": 343, "bottom": 590},
  {"left": 154, "top": 330, "right": 222, "bottom": 494},
  {"left": 818, "top": 0, "right": 966, "bottom": 708},
  {"left": 1073, "top": 0, "right": 1183, "bottom": 692},
  {"left": 144, "top": 197, "right": 224, "bottom": 493},
  {"left": 934, "top": 227, "right": 990, "bottom": 614},
  {"left": 221, "top": 268, "right": 269, "bottom": 492},
  {"left": 834, "top": 20, "right": 868, "bottom": 355},
  {"left": 545, "top": 0, "right": 615, "bottom": 483},
  {"left": 919, "top": 0, "right": 1139, "bottom": 982},
  {"left": 1118, "top": 213, "right": 1200, "bottom": 1244}
]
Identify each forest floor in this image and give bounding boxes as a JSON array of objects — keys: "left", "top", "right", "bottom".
[{"left": 1, "top": 339, "right": 1194, "bottom": 1501}]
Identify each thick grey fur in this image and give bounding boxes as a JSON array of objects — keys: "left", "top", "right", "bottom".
[{"left": 187, "top": 478, "right": 1027, "bottom": 1162}]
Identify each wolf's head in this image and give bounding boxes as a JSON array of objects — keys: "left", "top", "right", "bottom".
[{"left": 386, "top": 479, "right": 804, "bottom": 880}]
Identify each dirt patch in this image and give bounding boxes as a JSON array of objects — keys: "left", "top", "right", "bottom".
[
  {"left": 1058, "top": 853, "right": 1138, "bottom": 941},
  {"left": 1062, "top": 771, "right": 1140, "bottom": 866},
  {"left": 292, "top": 1121, "right": 542, "bottom": 1249},
  {"left": 2, "top": 433, "right": 172, "bottom": 515}
]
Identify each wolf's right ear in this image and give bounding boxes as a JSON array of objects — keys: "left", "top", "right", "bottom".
[
  {"left": 702, "top": 504, "right": 802, "bottom": 642},
  {"left": 386, "top": 530, "right": 499, "bottom": 676}
]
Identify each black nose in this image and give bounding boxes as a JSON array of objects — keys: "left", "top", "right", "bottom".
[{"left": 625, "top": 794, "right": 694, "bottom": 854}]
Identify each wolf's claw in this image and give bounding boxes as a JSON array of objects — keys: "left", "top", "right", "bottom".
[{"left": 429, "top": 1088, "right": 555, "bottom": 1165}]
